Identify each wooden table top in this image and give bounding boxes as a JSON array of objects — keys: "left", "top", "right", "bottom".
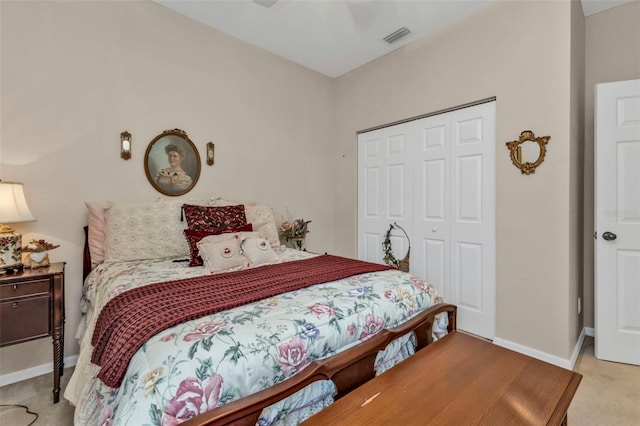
[{"left": 302, "top": 331, "right": 582, "bottom": 425}]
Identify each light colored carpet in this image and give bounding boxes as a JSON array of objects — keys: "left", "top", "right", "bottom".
[
  {"left": 0, "top": 366, "right": 74, "bottom": 425},
  {"left": 568, "top": 336, "right": 640, "bottom": 425},
  {"left": 1, "top": 336, "right": 638, "bottom": 425}
]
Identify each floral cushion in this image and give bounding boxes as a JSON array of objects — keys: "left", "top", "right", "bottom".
[
  {"left": 184, "top": 224, "right": 253, "bottom": 267},
  {"left": 197, "top": 237, "right": 247, "bottom": 273},
  {"left": 182, "top": 204, "right": 247, "bottom": 232},
  {"left": 241, "top": 237, "right": 278, "bottom": 266}
]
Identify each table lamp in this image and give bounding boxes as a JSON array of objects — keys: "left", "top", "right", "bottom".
[{"left": 0, "top": 181, "right": 36, "bottom": 273}]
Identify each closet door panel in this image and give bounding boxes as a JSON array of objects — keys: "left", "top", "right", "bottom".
[
  {"left": 384, "top": 123, "right": 414, "bottom": 261},
  {"left": 456, "top": 155, "right": 483, "bottom": 222},
  {"left": 424, "top": 238, "right": 447, "bottom": 295},
  {"left": 358, "top": 123, "right": 413, "bottom": 264},
  {"left": 413, "top": 114, "right": 451, "bottom": 293},
  {"left": 387, "top": 164, "right": 408, "bottom": 219},
  {"left": 450, "top": 102, "right": 496, "bottom": 339},
  {"left": 363, "top": 167, "right": 381, "bottom": 217},
  {"left": 456, "top": 242, "right": 483, "bottom": 312},
  {"left": 358, "top": 129, "right": 385, "bottom": 263}
]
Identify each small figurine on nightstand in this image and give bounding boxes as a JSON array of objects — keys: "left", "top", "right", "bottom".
[{"left": 22, "top": 239, "right": 60, "bottom": 269}]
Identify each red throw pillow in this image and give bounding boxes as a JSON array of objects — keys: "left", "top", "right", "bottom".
[
  {"left": 184, "top": 224, "right": 253, "bottom": 267},
  {"left": 183, "top": 204, "right": 248, "bottom": 232}
]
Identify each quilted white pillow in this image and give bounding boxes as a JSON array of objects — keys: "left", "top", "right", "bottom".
[
  {"left": 242, "top": 237, "right": 278, "bottom": 266},
  {"left": 104, "top": 201, "right": 188, "bottom": 262},
  {"left": 198, "top": 237, "right": 248, "bottom": 273},
  {"left": 245, "top": 205, "right": 280, "bottom": 247}
]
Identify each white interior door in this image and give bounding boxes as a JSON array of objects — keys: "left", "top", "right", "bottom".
[{"left": 595, "top": 79, "right": 640, "bottom": 366}]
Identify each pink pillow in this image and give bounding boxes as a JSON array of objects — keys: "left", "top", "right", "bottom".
[
  {"left": 85, "top": 202, "right": 110, "bottom": 268},
  {"left": 182, "top": 204, "right": 247, "bottom": 232},
  {"left": 184, "top": 224, "right": 253, "bottom": 267}
]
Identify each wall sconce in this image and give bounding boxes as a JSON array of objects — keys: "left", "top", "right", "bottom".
[
  {"left": 120, "top": 131, "right": 132, "bottom": 160},
  {"left": 206, "top": 142, "right": 215, "bottom": 166}
]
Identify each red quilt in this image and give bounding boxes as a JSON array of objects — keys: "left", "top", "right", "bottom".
[{"left": 91, "top": 255, "right": 393, "bottom": 387}]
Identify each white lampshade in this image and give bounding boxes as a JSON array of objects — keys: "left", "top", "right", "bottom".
[{"left": 0, "top": 181, "right": 36, "bottom": 224}]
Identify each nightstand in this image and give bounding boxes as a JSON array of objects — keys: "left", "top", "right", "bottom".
[{"left": 0, "top": 262, "right": 65, "bottom": 403}]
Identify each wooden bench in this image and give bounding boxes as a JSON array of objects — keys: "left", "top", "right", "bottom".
[{"left": 303, "top": 331, "right": 582, "bottom": 425}]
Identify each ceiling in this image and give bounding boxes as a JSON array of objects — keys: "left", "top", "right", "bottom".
[{"left": 154, "top": 0, "right": 635, "bottom": 78}]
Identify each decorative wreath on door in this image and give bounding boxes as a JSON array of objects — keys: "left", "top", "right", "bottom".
[{"left": 382, "top": 222, "right": 410, "bottom": 272}]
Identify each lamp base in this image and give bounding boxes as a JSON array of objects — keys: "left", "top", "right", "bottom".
[{"left": 0, "top": 231, "right": 23, "bottom": 273}]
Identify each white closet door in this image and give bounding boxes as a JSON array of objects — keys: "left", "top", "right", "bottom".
[
  {"left": 413, "top": 114, "right": 452, "bottom": 296},
  {"left": 357, "top": 102, "right": 495, "bottom": 339},
  {"left": 450, "top": 102, "right": 496, "bottom": 339},
  {"left": 358, "top": 123, "right": 414, "bottom": 264}
]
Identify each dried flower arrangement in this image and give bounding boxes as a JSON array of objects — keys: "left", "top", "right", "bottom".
[{"left": 279, "top": 218, "right": 311, "bottom": 250}]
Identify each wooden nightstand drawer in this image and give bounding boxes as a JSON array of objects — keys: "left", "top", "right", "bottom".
[
  {"left": 0, "top": 296, "right": 50, "bottom": 344},
  {"left": 0, "top": 278, "right": 50, "bottom": 299},
  {"left": 0, "top": 262, "right": 65, "bottom": 402}
]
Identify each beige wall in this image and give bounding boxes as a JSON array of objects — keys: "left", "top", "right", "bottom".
[
  {"left": 0, "top": 1, "right": 335, "bottom": 374},
  {"left": 583, "top": 0, "right": 640, "bottom": 328},
  {"left": 334, "top": 0, "right": 577, "bottom": 358}
]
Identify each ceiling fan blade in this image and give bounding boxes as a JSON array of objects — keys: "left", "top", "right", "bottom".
[
  {"left": 253, "top": 0, "right": 279, "bottom": 8},
  {"left": 345, "top": 0, "right": 375, "bottom": 30}
]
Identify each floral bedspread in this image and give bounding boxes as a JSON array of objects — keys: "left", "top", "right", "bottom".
[{"left": 65, "top": 249, "right": 445, "bottom": 425}]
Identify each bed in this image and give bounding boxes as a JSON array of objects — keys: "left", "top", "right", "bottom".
[{"left": 64, "top": 199, "right": 455, "bottom": 425}]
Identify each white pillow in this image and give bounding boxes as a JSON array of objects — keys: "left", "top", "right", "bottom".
[
  {"left": 242, "top": 237, "right": 278, "bottom": 266},
  {"left": 198, "top": 238, "right": 248, "bottom": 273},
  {"left": 245, "top": 205, "right": 280, "bottom": 247},
  {"left": 104, "top": 201, "right": 188, "bottom": 262}
]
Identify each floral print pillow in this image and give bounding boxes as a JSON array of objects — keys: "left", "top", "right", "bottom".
[{"left": 183, "top": 204, "right": 247, "bottom": 232}]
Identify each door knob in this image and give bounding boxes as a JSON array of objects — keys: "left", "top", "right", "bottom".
[{"left": 602, "top": 231, "right": 617, "bottom": 241}]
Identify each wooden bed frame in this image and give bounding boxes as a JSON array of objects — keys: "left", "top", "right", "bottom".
[
  {"left": 183, "top": 303, "right": 456, "bottom": 426},
  {"left": 82, "top": 226, "right": 457, "bottom": 425}
]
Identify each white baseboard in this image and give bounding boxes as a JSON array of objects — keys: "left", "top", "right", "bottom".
[
  {"left": 493, "top": 328, "right": 589, "bottom": 371},
  {"left": 0, "top": 355, "right": 78, "bottom": 387},
  {"left": 585, "top": 326, "right": 595, "bottom": 337}
]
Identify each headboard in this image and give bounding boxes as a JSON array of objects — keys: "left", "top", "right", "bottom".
[{"left": 83, "top": 226, "right": 92, "bottom": 281}]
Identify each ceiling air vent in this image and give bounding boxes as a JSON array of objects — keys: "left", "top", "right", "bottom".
[{"left": 383, "top": 27, "right": 410, "bottom": 44}]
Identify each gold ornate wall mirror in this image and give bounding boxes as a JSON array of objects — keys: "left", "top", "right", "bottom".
[{"left": 506, "top": 130, "right": 550, "bottom": 174}]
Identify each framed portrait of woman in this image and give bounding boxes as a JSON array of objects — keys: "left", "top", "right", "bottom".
[{"left": 144, "top": 129, "right": 201, "bottom": 196}]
